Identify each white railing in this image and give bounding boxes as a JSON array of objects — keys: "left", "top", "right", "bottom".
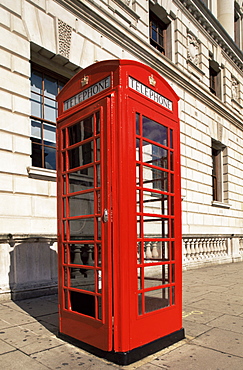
[{"left": 183, "top": 235, "right": 243, "bottom": 269}]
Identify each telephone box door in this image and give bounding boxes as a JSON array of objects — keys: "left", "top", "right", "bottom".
[
  {"left": 57, "top": 98, "right": 113, "bottom": 351},
  {"left": 126, "top": 97, "right": 182, "bottom": 349}
]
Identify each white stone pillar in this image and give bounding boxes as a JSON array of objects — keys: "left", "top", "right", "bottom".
[{"left": 217, "top": 0, "right": 234, "bottom": 39}]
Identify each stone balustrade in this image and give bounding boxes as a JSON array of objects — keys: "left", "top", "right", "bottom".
[{"left": 182, "top": 235, "right": 243, "bottom": 269}]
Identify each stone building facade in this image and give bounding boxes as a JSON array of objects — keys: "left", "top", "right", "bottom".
[{"left": 0, "top": 0, "right": 243, "bottom": 300}]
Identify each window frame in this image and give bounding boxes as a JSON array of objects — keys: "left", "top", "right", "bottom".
[
  {"left": 211, "top": 139, "right": 229, "bottom": 207},
  {"left": 209, "top": 60, "right": 221, "bottom": 99},
  {"left": 30, "top": 64, "right": 67, "bottom": 171},
  {"left": 149, "top": 11, "right": 172, "bottom": 59}
]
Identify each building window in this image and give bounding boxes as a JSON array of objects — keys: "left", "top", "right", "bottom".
[
  {"left": 30, "top": 66, "right": 66, "bottom": 170},
  {"left": 149, "top": 11, "right": 171, "bottom": 58},
  {"left": 234, "top": 6, "right": 241, "bottom": 48},
  {"left": 209, "top": 60, "right": 221, "bottom": 98},
  {"left": 212, "top": 140, "right": 227, "bottom": 203}
]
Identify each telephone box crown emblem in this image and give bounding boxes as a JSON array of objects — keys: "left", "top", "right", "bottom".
[
  {"left": 81, "top": 75, "right": 89, "bottom": 87},
  {"left": 149, "top": 74, "right": 156, "bottom": 87}
]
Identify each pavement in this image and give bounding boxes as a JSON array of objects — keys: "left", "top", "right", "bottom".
[{"left": 0, "top": 262, "right": 243, "bottom": 369}]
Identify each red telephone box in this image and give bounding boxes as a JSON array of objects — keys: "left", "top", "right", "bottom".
[{"left": 56, "top": 60, "right": 184, "bottom": 365}]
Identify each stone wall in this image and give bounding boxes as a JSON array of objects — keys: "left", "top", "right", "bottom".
[{"left": 0, "top": 0, "right": 242, "bottom": 298}]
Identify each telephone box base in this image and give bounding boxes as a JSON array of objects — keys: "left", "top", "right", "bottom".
[{"left": 58, "top": 328, "right": 185, "bottom": 365}]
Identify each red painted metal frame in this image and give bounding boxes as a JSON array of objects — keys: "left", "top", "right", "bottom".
[{"left": 57, "top": 60, "right": 182, "bottom": 354}]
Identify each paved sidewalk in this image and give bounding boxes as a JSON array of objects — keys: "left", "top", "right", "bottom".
[{"left": 0, "top": 262, "right": 243, "bottom": 369}]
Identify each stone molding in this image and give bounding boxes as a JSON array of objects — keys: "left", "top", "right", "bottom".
[{"left": 177, "top": 0, "right": 243, "bottom": 70}]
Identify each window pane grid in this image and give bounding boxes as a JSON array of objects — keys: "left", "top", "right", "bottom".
[
  {"left": 136, "top": 113, "right": 175, "bottom": 316},
  {"left": 149, "top": 13, "right": 167, "bottom": 54},
  {"left": 30, "top": 66, "right": 67, "bottom": 170},
  {"left": 60, "top": 110, "right": 103, "bottom": 321}
]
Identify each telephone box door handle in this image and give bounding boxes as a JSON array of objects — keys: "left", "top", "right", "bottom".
[{"left": 103, "top": 209, "right": 108, "bottom": 223}]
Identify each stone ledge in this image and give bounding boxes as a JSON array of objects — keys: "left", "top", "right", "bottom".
[{"left": 27, "top": 166, "right": 57, "bottom": 181}]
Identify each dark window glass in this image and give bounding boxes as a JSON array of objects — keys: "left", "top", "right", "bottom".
[{"left": 149, "top": 11, "right": 171, "bottom": 58}]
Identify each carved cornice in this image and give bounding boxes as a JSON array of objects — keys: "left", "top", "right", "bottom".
[{"left": 177, "top": 0, "right": 243, "bottom": 70}]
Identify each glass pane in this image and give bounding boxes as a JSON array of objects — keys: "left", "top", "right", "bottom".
[
  {"left": 161, "top": 241, "right": 170, "bottom": 261},
  {"left": 31, "top": 70, "right": 42, "bottom": 94},
  {"left": 142, "top": 141, "right": 167, "bottom": 169},
  {"left": 31, "top": 141, "right": 42, "bottom": 167},
  {"left": 171, "top": 196, "right": 174, "bottom": 215},
  {"left": 31, "top": 120, "right": 41, "bottom": 139},
  {"left": 63, "top": 175, "right": 67, "bottom": 195},
  {"left": 144, "top": 217, "right": 169, "bottom": 239},
  {"left": 138, "top": 293, "right": 143, "bottom": 315},
  {"left": 136, "top": 113, "right": 140, "bottom": 135},
  {"left": 171, "top": 218, "right": 174, "bottom": 238},
  {"left": 68, "top": 141, "right": 93, "bottom": 169},
  {"left": 97, "top": 243, "right": 102, "bottom": 267},
  {"left": 144, "top": 264, "right": 170, "bottom": 289},
  {"left": 44, "top": 97, "right": 57, "bottom": 122},
  {"left": 143, "top": 166, "right": 168, "bottom": 192},
  {"left": 98, "top": 296, "right": 102, "bottom": 320},
  {"left": 144, "top": 241, "right": 164, "bottom": 261},
  {"left": 64, "top": 289, "right": 69, "bottom": 309},
  {"left": 97, "top": 217, "right": 101, "bottom": 239},
  {"left": 69, "top": 169, "right": 94, "bottom": 193},
  {"left": 68, "top": 116, "right": 93, "bottom": 146},
  {"left": 171, "top": 264, "right": 175, "bottom": 283},
  {"left": 137, "top": 216, "right": 141, "bottom": 238},
  {"left": 96, "top": 111, "right": 100, "bottom": 134},
  {"left": 152, "top": 28, "right": 157, "bottom": 42},
  {"left": 63, "top": 220, "right": 67, "bottom": 240},
  {"left": 145, "top": 287, "right": 170, "bottom": 313},
  {"left": 137, "top": 242, "right": 142, "bottom": 263},
  {"left": 98, "top": 270, "right": 102, "bottom": 293},
  {"left": 69, "top": 192, "right": 94, "bottom": 217},
  {"left": 70, "top": 268, "right": 95, "bottom": 292},
  {"left": 69, "top": 244, "right": 94, "bottom": 267},
  {"left": 96, "top": 138, "right": 100, "bottom": 161},
  {"left": 44, "top": 146, "right": 56, "bottom": 170},
  {"left": 136, "top": 164, "right": 140, "bottom": 185},
  {"left": 137, "top": 268, "right": 142, "bottom": 289},
  {"left": 136, "top": 190, "right": 141, "bottom": 212},
  {"left": 43, "top": 123, "right": 56, "bottom": 144},
  {"left": 136, "top": 139, "right": 140, "bottom": 160},
  {"left": 170, "top": 129, "right": 173, "bottom": 148},
  {"left": 70, "top": 290, "right": 95, "bottom": 318},
  {"left": 142, "top": 116, "right": 167, "bottom": 146},
  {"left": 69, "top": 218, "right": 94, "bottom": 241},
  {"left": 171, "top": 241, "right": 175, "bottom": 260},
  {"left": 170, "top": 174, "right": 174, "bottom": 193},
  {"left": 96, "top": 164, "right": 100, "bottom": 187},
  {"left": 172, "top": 286, "right": 175, "bottom": 305},
  {"left": 170, "top": 151, "right": 174, "bottom": 171},
  {"left": 31, "top": 92, "right": 42, "bottom": 117},
  {"left": 143, "top": 192, "right": 168, "bottom": 215},
  {"left": 44, "top": 75, "right": 58, "bottom": 99}
]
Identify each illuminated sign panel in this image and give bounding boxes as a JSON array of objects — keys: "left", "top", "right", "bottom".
[
  {"left": 129, "top": 76, "right": 173, "bottom": 111},
  {"left": 64, "top": 76, "right": 111, "bottom": 111}
]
